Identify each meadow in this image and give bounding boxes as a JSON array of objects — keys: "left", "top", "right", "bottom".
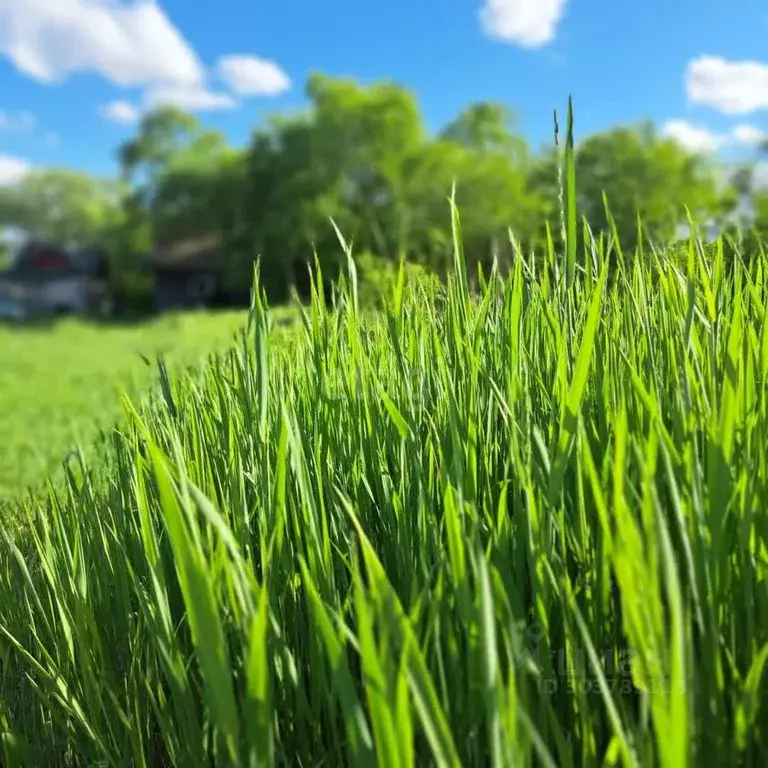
[
  {"left": 0, "top": 197, "right": 767, "bottom": 767},
  {"left": 0, "top": 311, "right": 251, "bottom": 502}
]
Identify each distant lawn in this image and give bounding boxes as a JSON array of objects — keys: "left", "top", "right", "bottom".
[{"left": 0, "top": 311, "right": 252, "bottom": 502}]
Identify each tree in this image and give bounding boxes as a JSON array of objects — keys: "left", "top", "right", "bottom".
[
  {"left": 111, "top": 106, "right": 248, "bottom": 306},
  {"left": 233, "top": 77, "right": 545, "bottom": 293},
  {"left": 401, "top": 137, "right": 544, "bottom": 274},
  {"left": 235, "top": 113, "right": 337, "bottom": 298},
  {"left": 117, "top": 105, "right": 240, "bottom": 244},
  {"left": 0, "top": 168, "right": 125, "bottom": 247},
  {"left": 0, "top": 75, "right": 755, "bottom": 313},
  {"left": 574, "top": 123, "right": 719, "bottom": 252},
  {"left": 440, "top": 101, "right": 528, "bottom": 164},
  {"left": 304, "top": 73, "right": 426, "bottom": 257},
  {"left": 118, "top": 106, "right": 202, "bottom": 187},
  {"left": 230, "top": 75, "right": 430, "bottom": 296},
  {"left": 753, "top": 192, "right": 768, "bottom": 239}
]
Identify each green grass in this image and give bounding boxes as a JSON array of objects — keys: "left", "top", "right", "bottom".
[
  {"left": 0, "top": 311, "right": 249, "bottom": 501},
  {"left": 1, "top": 206, "right": 767, "bottom": 767}
]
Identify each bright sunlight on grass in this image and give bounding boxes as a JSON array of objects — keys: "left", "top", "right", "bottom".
[
  {"left": 0, "top": 311, "right": 247, "bottom": 500},
  {"left": 2, "top": 199, "right": 768, "bottom": 765}
]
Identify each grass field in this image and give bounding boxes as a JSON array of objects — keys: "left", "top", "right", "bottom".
[
  {"left": 0, "top": 311, "right": 248, "bottom": 501},
  {"left": 1, "top": 210, "right": 767, "bottom": 767}
]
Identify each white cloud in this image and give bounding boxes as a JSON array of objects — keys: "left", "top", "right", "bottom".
[
  {"left": 99, "top": 99, "right": 141, "bottom": 124},
  {"left": 0, "top": 0, "right": 204, "bottom": 88},
  {"left": 662, "top": 120, "right": 726, "bottom": 152},
  {"left": 0, "top": 1, "right": 291, "bottom": 129},
  {"left": 662, "top": 119, "right": 768, "bottom": 153},
  {"left": 144, "top": 83, "right": 236, "bottom": 111},
  {"left": 100, "top": 85, "right": 236, "bottom": 122},
  {"left": 0, "top": 2, "right": 293, "bottom": 128},
  {"left": 686, "top": 56, "right": 768, "bottom": 114},
  {"left": 731, "top": 123, "right": 766, "bottom": 145},
  {"left": 217, "top": 55, "right": 290, "bottom": 96},
  {"left": 0, "top": 154, "right": 30, "bottom": 185},
  {"left": 480, "top": 0, "right": 567, "bottom": 48}
]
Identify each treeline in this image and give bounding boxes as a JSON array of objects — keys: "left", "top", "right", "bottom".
[{"left": 1, "top": 73, "right": 767, "bottom": 307}]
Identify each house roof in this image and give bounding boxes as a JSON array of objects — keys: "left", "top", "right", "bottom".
[
  {"left": 149, "top": 234, "right": 224, "bottom": 271},
  {"left": 12, "top": 240, "right": 68, "bottom": 267},
  {"left": 4, "top": 240, "right": 103, "bottom": 281}
]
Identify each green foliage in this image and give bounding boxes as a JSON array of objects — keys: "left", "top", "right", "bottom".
[
  {"left": 0, "top": 168, "right": 126, "bottom": 247},
  {"left": 103, "top": 196, "right": 155, "bottom": 311},
  {"left": 440, "top": 101, "right": 527, "bottom": 160},
  {"left": 753, "top": 192, "right": 768, "bottom": 241},
  {"left": 0, "top": 77, "right": 758, "bottom": 312},
  {"left": 118, "top": 106, "right": 204, "bottom": 187},
  {"left": 574, "top": 122, "right": 719, "bottom": 251},
  {"left": 234, "top": 73, "right": 434, "bottom": 291}
]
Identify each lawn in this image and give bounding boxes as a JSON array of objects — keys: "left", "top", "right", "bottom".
[
  {"left": 1, "top": 215, "right": 767, "bottom": 766},
  {"left": 0, "top": 311, "right": 248, "bottom": 501}
]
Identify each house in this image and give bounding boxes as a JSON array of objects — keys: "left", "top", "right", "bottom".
[
  {"left": 148, "top": 233, "right": 250, "bottom": 311},
  {"left": 147, "top": 232, "right": 328, "bottom": 312},
  {"left": 0, "top": 239, "right": 111, "bottom": 321}
]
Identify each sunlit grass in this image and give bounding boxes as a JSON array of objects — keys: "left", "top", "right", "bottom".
[
  {"left": 1, "top": 193, "right": 767, "bottom": 766},
  {"left": 0, "top": 311, "right": 249, "bottom": 501}
]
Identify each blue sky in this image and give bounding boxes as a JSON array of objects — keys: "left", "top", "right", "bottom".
[{"left": 1, "top": 0, "right": 768, "bottom": 184}]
